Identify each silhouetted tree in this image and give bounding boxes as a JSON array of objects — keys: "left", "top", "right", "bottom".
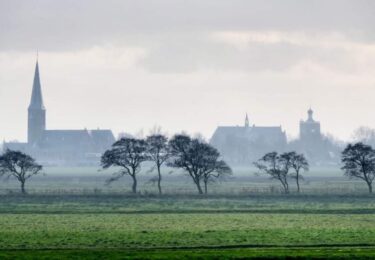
[
  {"left": 101, "top": 138, "right": 148, "bottom": 193},
  {"left": 0, "top": 149, "right": 42, "bottom": 194},
  {"left": 168, "top": 135, "right": 231, "bottom": 194},
  {"left": 287, "top": 152, "right": 309, "bottom": 193},
  {"left": 341, "top": 142, "right": 375, "bottom": 193},
  {"left": 254, "top": 152, "right": 291, "bottom": 194},
  {"left": 146, "top": 134, "right": 171, "bottom": 194},
  {"left": 200, "top": 148, "right": 232, "bottom": 194}
]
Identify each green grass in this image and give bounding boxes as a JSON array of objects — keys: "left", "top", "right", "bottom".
[
  {"left": 0, "top": 213, "right": 375, "bottom": 249},
  {"left": 0, "top": 166, "right": 374, "bottom": 258}
]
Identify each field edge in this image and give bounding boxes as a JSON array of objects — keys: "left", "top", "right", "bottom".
[{"left": 1, "top": 247, "right": 375, "bottom": 259}]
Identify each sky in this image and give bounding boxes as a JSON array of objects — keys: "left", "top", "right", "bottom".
[{"left": 1, "top": 0, "right": 375, "bottom": 142}]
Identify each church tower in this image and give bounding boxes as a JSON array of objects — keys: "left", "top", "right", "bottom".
[
  {"left": 28, "top": 59, "right": 46, "bottom": 145},
  {"left": 299, "top": 108, "right": 321, "bottom": 141}
]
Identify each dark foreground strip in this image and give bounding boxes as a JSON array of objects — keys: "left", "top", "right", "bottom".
[
  {"left": 1, "top": 246, "right": 375, "bottom": 260},
  {"left": 1, "top": 209, "right": 375, "bottom": 215},
  {"left": 1, "top": 243, "right": 375, "bottom": 251}
]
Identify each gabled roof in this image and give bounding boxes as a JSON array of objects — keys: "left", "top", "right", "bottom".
[
  {"left": 40, "top": 130, "right": 92, "bottom": 147},
  {"left": 212, "top": 125, "right": 284, "bottom": 136},
  {"left": 211, "top": 125, "right": 286, "bottom": 144},
  {"left": 89, "top": 129, "right": 115, "bottom": 145},
  {"left": 38, "top": 129, "right": 115, "bottom": 151}
]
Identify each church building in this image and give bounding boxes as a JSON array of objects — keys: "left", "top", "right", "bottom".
[
  {"left": 4, "top": 59, "right": 115, "bottom": 166},
  {"left": 210, "top": 114, "right": 287, "bottom": 164},
  {"left": 289, "top": 108, "right": 340, "bottom": 165}
]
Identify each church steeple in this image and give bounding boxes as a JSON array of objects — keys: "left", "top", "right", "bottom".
[
  {"left": 28, "top": 58, "right": 45, "bottom": 110},
  {"left": 28, "top": 56, "right": 46, "bottom": 144},
  {"left": 245, "top": 113, "right": 249, "bottom": 128}
]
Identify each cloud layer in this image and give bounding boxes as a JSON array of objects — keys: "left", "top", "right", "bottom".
[{"left": 1, "top": 0, "right": 375, "bottom": 141}]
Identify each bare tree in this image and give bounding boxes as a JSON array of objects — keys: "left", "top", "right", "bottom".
[
  {"left": 148, "top": 125, "right": 165, "bottom": 136},
  {"left": 341, "top": 142, "right": 375, "bottom": 193},
  {"left": 146, "top": 134, "right": 171, "bottom": 195},
  {"left": 101, "top": 138, "right": 148, "bottom": 193},
  {"left": 201, "top": 158, "right": 232, "bottom": 194},
  {"left": 352, "top": 127, "right": 375, "bottom": 147},
  {"left": 288, "top": 152, "right": 309, "bottom": 193},
  {"left": 0, "top": 149, "right": 42, "bottom": 194},
  {"left": 168, "top": 135, "right": 231, "bottom": 194},
  {"left": 254, "top": 152, "right": 291, "bottom": 194}
]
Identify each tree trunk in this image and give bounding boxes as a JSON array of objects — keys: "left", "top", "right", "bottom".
[
  {"left": 131, "top": 175, "right": 137, "bottom": 194},
  {"left": 157, "top": 165, "right": 162, "bottom": 195},
  {"left": 296, "top": 173, "right": 300, "bottom": 193},
  {"left": 196, "top": 180, "right": 203, "bottom": 194},
  {"left": 367, "top": 182, "right": 373, "bottom": 194},
  {"left": 21, "top": 181, "right": 26, "bottom": 194},
  {"left": 281, "top": 179, "right": 289, "bottom": 194},
  {"left": 204, "top": 180, "right": 208, "bottom": 194}
]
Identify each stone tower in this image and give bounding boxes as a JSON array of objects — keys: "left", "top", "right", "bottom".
[
  {"left": 299, "top": 108, "right": 321, "bottom": 141},
  {"left": 28, "top": 59, "right": 46, "bottom": 145}
]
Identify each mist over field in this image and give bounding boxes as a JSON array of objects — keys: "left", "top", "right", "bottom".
[{"left": 1, "top": 1, "right": 375, "bottom": 259}]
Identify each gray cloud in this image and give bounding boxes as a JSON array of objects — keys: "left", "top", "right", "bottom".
[
  {"left": 1, "top": 0, "right": 375, "bottom": 52},
  {"left": 1, "top": 0, "right": 375, "bottom": 142},
  {"left": 136, "top": 31, "right": 374, "bottom": 73}
]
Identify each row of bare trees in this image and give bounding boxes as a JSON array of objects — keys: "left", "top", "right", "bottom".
[
  {"left": 254, "top": 142, "right": 375, "bottom": 194},
  {"left": 254, "top": 151, "right": 309, "bottom": 194},
  {"left": 0, "top": 140, "right": 374, "bottom": 195},
  {"left": 101, "top": 134, "right": 232, "bottom": 194}
]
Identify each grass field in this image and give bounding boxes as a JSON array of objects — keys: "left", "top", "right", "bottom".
[
  {"left": 1, "top": 213, "right": 375, "bottom": 248},
  {"left": 0, "top": 194, "right": 374, "bottom": 258},
  {"left": 0, "top": 167, "right": 374, "bottom": 258}
]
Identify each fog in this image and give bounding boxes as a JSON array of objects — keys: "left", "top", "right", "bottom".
[{"left": 1, "top": 0, "right": 375, "bottom": 142}]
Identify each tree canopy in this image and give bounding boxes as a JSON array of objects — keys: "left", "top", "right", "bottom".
[
  {"left": 168, "top": 135, "right": 231, "bottom": 194},
  {"left": 341, "top": 142, "right": 375, "bottom": 193},
  {"left": 101, "top": 138, "right": 148, "bottom": 193},
  {"left": 0, "top": 149, "right": 43, "bottom": 194}
]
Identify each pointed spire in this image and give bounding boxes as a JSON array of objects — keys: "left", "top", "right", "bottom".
[
  {"left": 28, "top": 56, "right": 45, "bottom": 110},
  {"left": 245, "top": 113, "right": 249, "bottom": 127}
]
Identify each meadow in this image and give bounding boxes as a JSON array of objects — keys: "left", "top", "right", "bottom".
[{"left": 0, "top": 167, "right": 374, "bottom": 259}]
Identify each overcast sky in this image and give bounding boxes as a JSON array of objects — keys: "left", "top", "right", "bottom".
[{"left": 1, "top": 0, "right": 375, "bottom": 142}]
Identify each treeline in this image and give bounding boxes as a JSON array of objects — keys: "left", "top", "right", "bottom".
[
  {"left": 0, "top": 134, "right": 232, "bottom": 195},
  {"left": 101, "top": 134, "right": 232, "bottom": 195},
  {"left": 253, "top": 142, "right": 375, "bottom": 194},
  {"left": 0, "top": 137, "right": 374, "bottom": 195}
]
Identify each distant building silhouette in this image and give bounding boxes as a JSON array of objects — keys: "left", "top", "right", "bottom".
[
  {"left": 290, "top": 108, "right": 340, "bottom": 166},
  {"left": 28, "top": 60, "right": 46, "bottom": 145},
  {"left": 299, "top": 108, "right": 321, "bottom": 141},
  {"left": 4, "top": 58, "right": 115, "bottom": 165},
  {"left": 210, "top": 114, "right": 287, "bottom": 164},
  {"left": 211, "top": 109, "right": 341, "bottom": 166}
]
